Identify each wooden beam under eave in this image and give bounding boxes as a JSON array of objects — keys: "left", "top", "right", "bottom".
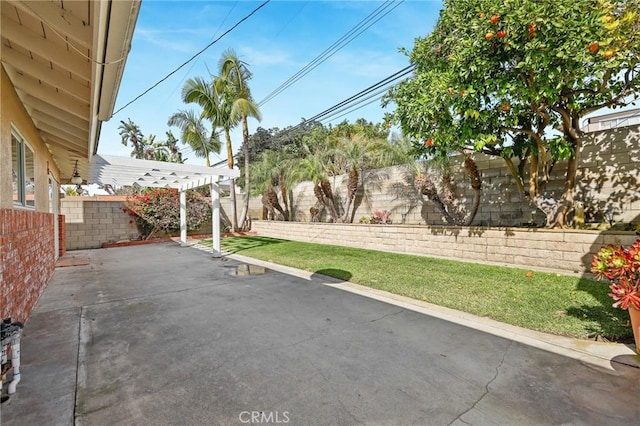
[
  {"left": 9, "top": 74, "right": 90, "bottom": 120},
  {"left": 37, "top": 121, "right": 88, "bottom": 146},
  {"left": 2, "top": 48, "right": 91, "bottom": 102},
  {"left": 28, "top": 102, "right": 90, "bottom": 131},
  {"left": 1, "top": 16, "right": 92, "bottom": 81},
  {"left": 11, "top": 0, "right": 92, "bottom": 49},
  {"left": 34, "top": 114, "right": 89, "bottom": 141},
  {"left": 41, "top": 131, "right": 88, "bottom": 154}
]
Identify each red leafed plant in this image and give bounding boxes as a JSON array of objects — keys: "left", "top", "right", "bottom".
[{"left": 591, "top": 239, "right": 640, "bottom": 310}]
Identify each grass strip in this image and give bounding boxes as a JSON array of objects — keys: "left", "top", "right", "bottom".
[{"left": 201, "top": 236, "right": 631, "bottom": 341}]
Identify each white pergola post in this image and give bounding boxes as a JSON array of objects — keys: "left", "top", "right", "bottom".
[
  {"left": 88, "top": 155, "right": 239, "bottom": 255},
  {"left": 211, "top": 178, "right": 221, "bottom": 257},
  {"left": 179, "top": 189, "right": 187, "bottom": 246}
]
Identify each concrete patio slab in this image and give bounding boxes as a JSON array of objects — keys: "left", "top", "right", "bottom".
[{"left": 2, "top": 242, "right": 640, "bottom": 425}]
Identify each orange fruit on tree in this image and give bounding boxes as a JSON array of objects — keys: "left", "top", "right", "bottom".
[
  {"left": 485, "top": 32, "right": 494, "bottom": 40},
  {"left": 425, "top": 139, "right": 433, "bottom": 147},
  {"left": 501, "top": 104, "right": 510, "bottom": 111},
  {"left": 497, "top": 30, "right": 506, "bottom": 38},
  {"left": 604, "top": 49, "right": 614, "bottom": 59},
  {"left": 490, "top": 14, "right": 499, "bottom": 24},
  {"left": 479, "top": 12, "right": 486, "bottom": 19},
  {"left": 588, "top": 42, "right": 599, "bottom": 53}
]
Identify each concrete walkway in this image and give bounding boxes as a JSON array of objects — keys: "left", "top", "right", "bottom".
[{"left": 2, "top": 242, "right": 639, "bottom": 425}]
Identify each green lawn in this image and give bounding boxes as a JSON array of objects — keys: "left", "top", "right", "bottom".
[{"left": 201, "top": 236, "right": 631, "bottom": 342}]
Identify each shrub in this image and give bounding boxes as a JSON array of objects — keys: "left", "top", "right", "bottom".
[
  {"left": 371, "top": 210, "right": 392, "bottom": 224},
  {"left": 125, "top": 188, "right": 211, "bottom": 239}
]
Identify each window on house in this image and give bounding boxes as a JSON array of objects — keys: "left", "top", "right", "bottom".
[{"left": 12, "top": 129, "right": 36, "bottom": 208}]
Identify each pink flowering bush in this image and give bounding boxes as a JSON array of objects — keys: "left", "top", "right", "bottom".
[
  {"left": 591, "top": 239, "right": 640, "bottom": 310},
  {"left": 370, "top": 210, "right": 392, "bottom": 224},
  {"left": 125, "top": 188, "right": 211, "bottom": 239}
]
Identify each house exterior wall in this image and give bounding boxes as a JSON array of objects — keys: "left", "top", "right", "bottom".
[
  {"left": 0, "top": 210, "right": 55, "bottom": 323},
  {"left": 0, "top": 66, "right": 61, "bottom": 323}
]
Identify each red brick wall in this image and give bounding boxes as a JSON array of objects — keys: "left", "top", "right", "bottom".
[
  {"left": 58, "top": 214, "right": 66, "bottom": 258},
  {"left": 0, "top": 209, "right": 56, "bottom": 323}
]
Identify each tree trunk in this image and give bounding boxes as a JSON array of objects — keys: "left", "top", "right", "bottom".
[
  {"left": 224, "top": 129, "right": 238, "bottom": 231},
  {"left": 320, "top": 178, "right": 340, "bottom": 221},
  {"left": 238, "top": 116, "right": 251, "bottom": 231},
  {"left": 219, "top": 204, "right": 232, "bottom": 231},
  {"left": 279, "top": 175, "right": 290, "bottom": 221},
  {"left": 341, "top": 168, "right": 359, "bottom": 223}
]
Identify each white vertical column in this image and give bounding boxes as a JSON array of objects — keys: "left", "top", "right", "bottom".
[
  {"left": 211, "top": 178, "right": 221, "bottom": 257},
  {"left": 179, "top": 189, "right": 187, "bottom": 246}
]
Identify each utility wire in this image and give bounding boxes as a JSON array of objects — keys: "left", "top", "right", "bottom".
[
  {"left": 165, "top": 1, "right": 239, "bottom": 101},
  {"left": 258, "top": 0, "right": 404, "bottom": 107},
  {"left": 319, "top": 87, "right": 393, "bottom": 124},
  {"left": 305, "top": 65, "right": 414, "bottom": 123},
  {"left": 113, "top": 0, "right": 271, "bottom": 116}
]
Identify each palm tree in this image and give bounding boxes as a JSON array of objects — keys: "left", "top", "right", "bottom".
[
  {"left": 140, "top": 134, "right": 158, "bottom": 160},
  {"left": 118, "top": 118, "right": 144, "bottom": 159},
  {"left": 164, "top": 131, "right": 183, "bottom": 163},
  {"left": 180, "top": 75, "right": 243, "bottom": 230},
  {"left": 167, "top": 109, "right": 220, "bottom": 166},
  {"left": 251, "top": 149, "right": 302, "bottom": 221},
  {"left": 251, "top": 151, "right": 285, "bottom": 220},
  {"left": 299, "top": 146, "right": 340, "bottom": 222},
  {"left": 216, "top": 49, "right": 262, "bottom": 231},
  {"left": 333, "top": 133, "right": 390, "bottom": 222}
]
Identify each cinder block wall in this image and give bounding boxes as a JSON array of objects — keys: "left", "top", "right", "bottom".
[
  {"left": 0, "top": 209, "right": 55, "bottom": 323},
  {"left": 247, "top": 124, "right": 640, "bottom": 227},
  {"left": 252, "top": 221, "right": 638, "bottom": 274},
  {"left": 61, "top": 196, "right": 139, "bottom": 250}
]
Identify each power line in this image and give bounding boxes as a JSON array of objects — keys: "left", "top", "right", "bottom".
[
  {"left": 258, "top": 0, "right": 404, "bottom": 107},
  {"left": 319, "top": 88, "right": 392, "bottom": 124},
  {"left": 165, "top": 1, "right": 240, "bottom": 101},
  {"left": 306, "top": 65, "right": 414, "bottom": 123},
  {"left": 113, "top": 0, "right": 271, "bottom": 116}
]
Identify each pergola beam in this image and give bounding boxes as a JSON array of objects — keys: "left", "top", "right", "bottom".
[{"left": 89, "top": 155, "right": 239, "bottom": 257}]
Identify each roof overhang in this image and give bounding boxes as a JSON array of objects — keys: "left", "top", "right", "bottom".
[
  {"left": 89, "top": 155, "right": 240, "bottom": 192},
  {"left": 1, "top": 0, "right": 141, "bottom": 182}
]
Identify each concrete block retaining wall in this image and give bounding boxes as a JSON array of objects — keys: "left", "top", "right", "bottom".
[
  {"left": 245, "top": 125, "right": 640, "bottom": 227},
  {"left": 252, "top": 221, "right": 639, "bottom": 274},
  {"left": 61, "top": 196, "right": 139, "bottom": 250}
]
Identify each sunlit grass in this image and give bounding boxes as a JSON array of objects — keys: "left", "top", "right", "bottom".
[{"left": 199, "top": 236, "right": 631, "bottom": 341}]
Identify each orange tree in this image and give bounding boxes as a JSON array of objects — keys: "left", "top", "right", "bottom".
[{"left": 384, "top": 0, "right": 640, "bottom": 227}]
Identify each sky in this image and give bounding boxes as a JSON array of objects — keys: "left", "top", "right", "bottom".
[{"left": 98, "top": 0, "right": 444, "bottom": 166}]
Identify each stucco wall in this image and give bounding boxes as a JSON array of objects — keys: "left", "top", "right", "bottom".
[
  {"left": 1, "top": 66, "right": 60, "bottom": 212},
  {"left": 252, "top": 221, "right": 638, "bottom": 274}
]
